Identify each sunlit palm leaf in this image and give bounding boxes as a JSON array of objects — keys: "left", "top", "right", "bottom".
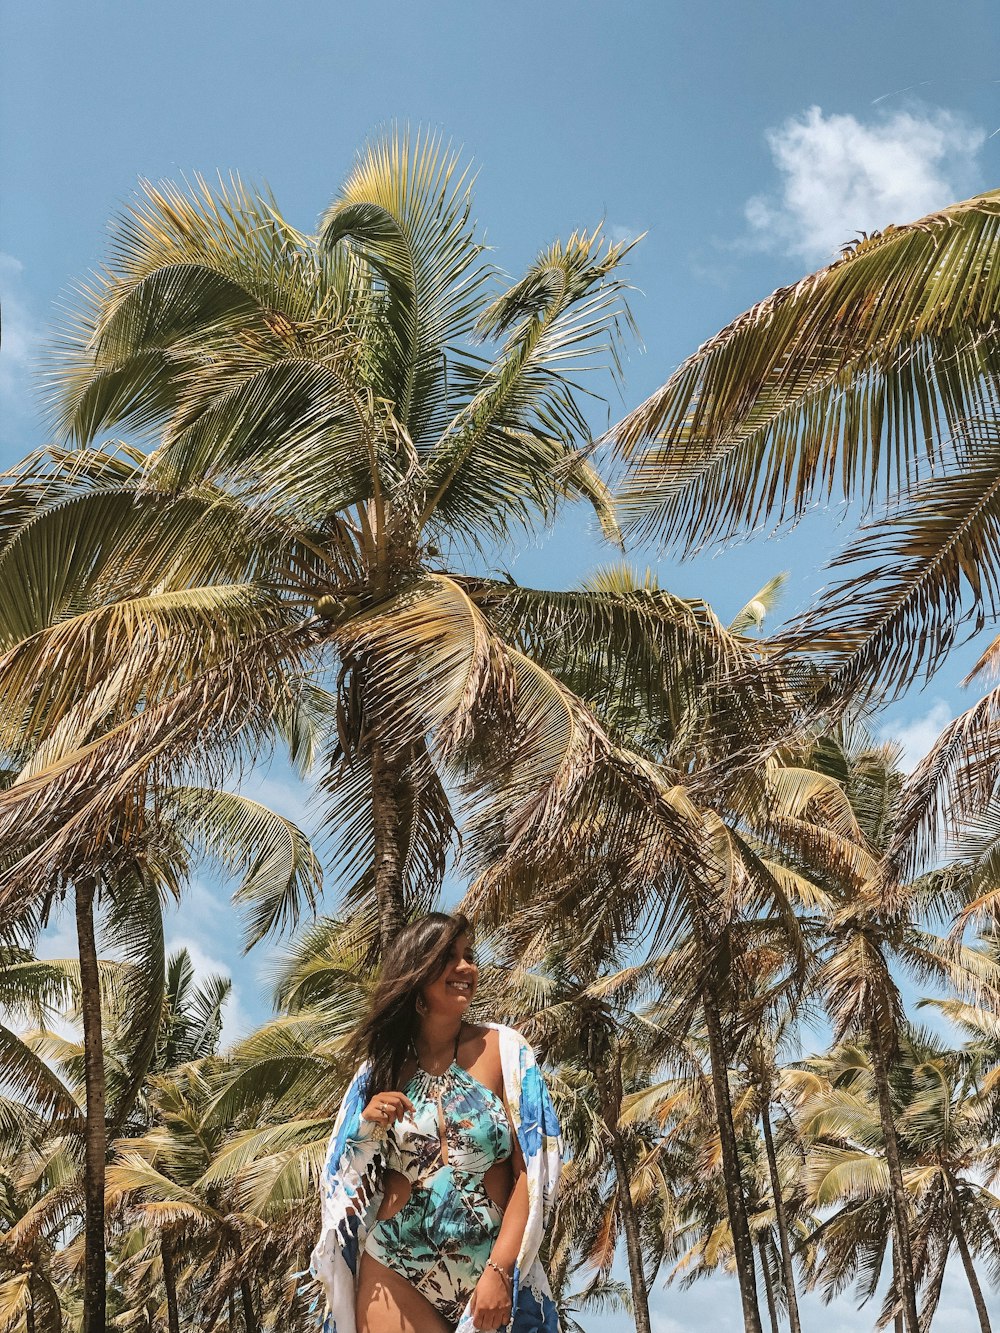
[
  {"left": 616, "top": 191, "right": 1000, "bottom": 551},
  {"left": 320, "top": 128, "right": 491, "bottom": 450},
  {"left": 165, "top": 786, "right": 322, "bottom": 947}
]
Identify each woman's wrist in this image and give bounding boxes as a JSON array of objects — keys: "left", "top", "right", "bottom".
[
  {"left": 352, "top": 1112, "right": 386, "bottom": 1142},
  {"left": 486, "top": 1256, "right": 514, "bottom": 1284}
]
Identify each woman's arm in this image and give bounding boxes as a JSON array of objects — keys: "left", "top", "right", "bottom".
[
  {"left": 489, "top": 1132, "right": 530, "bottom": 1273},
  {"left": 470, "top": 1033, "right": 530, "bottom": 1330}
]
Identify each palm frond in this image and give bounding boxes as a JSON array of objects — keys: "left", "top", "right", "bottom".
[
  {"left": 616, "top": 191, "right": 1000, "bottom": 550},
  {"left": 164, "top": 786, "right": 322, "bottom": 947},
  {"left": 320, "top": 126, "right": 492, "bottom": 449},
  {"left": 778, "top": 422, "right": 1000, "bottom": 701},
  {"left": 420, "top": 227, "right": 638, "bottom": 544}
]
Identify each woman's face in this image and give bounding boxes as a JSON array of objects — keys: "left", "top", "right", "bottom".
[{"left": 420, "top": 931, "right": 478, "bottom": 1017}]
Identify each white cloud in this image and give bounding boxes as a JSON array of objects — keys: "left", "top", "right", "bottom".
[
  {"left": 237, "top": 769, "right": 315, "bottom": 832},
  {"left": 881, "top": 699, "right": 953, "bottom": 773},
  {"left": 165, "top": 934, "right": 250, "bottom": 1051},
  {"left": 0, "top": 253, "right": 42, "bottom": 411},
  {"left": 609, "top": 223, "right": 643, "bottom": 247},
  {"left": 746, "top": 105, "right": 986, "bottom": 262}
]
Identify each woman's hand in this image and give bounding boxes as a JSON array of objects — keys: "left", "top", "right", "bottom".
[
  {"left": 360, "top": 1090, "right": 414, "bottom": 1128},
  {"left": 470, "top": 1263, "right": 513, "bottom": 1330}
]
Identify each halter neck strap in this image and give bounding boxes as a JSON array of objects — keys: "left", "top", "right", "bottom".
[{"left": 409, "top": 1022, "right": 463, "bottom": 1071}]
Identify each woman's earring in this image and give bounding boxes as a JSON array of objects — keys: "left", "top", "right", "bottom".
[{"left": 416, "top": 994, "right": 427, "bottom": 1015}]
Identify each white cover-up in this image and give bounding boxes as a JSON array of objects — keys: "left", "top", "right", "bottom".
[{"left": 310, "top": 1022, "right": 564, "bottom": 1332}]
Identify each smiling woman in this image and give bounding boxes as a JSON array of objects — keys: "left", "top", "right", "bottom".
[{"left": 311, "top": 913, "right": 563, "bottom": 1333}]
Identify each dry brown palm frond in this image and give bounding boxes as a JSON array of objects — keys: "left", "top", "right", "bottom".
[
  {"left": 887, "top": 685, "right": 1000, "bottom": 882},
  {"left": 775, "top": 421, "right": 1000, "bottom": 703},
  {"left": 0, "top": 624, "right": 313, "bottom": 911},
  {"left": 0, "top": 1180, "right": 81, "bottom": 1258}
]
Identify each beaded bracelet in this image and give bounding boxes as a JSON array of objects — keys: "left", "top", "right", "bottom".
[{"left": 486, "top": 1258, "right": 513, "bottom": 1288}]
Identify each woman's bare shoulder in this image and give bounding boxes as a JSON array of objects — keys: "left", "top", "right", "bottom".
[{"left": 462, "top": 1022, "right": 504, "bottom": 1074}]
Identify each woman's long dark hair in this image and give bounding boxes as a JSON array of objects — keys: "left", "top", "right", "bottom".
[{"left": 351, "top": 912, "right": 472, "bottom": 1099}]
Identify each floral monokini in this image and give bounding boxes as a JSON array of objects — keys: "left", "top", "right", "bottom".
[{"left": 311, "top": 1023, "right": 564, "bottom": 1333}]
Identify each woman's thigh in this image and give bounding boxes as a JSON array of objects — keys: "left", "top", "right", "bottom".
[{"left": 357, "top": 1250, "right": 455, "bottom": 1333}]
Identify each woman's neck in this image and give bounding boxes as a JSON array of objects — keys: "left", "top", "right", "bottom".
[{"left": 414, "top": 1015, "right": 463, "bottom": 1069}]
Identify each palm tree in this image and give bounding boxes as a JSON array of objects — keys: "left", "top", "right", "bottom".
[
  {"left": 103, "top": 948, "right": 232, "bottom": 1333},
  {"left": 614, "top": 191, "right": 1000, "bottom": 707},
  {"left": 28, "top": 128, "right": 742, "bottom": 960},
  {"left": 0, "top": 748, "right": 322, "bottom": 1333},
  {"left": 779, "top": 726, "right": 1000, "bottom": 1333},
  {"left": 789, "top": 1030, "right": 1000, "bottom": 1331},
  {"left": 506, "top": 955, "right": 661, "bottom": 1333},
  {"left": 106, "top": 1060, "right": 268, "bottom": 1333},
  {"left": 0, "top": 948, "right": 86, "bottom": 1332},
  {"left": 466, "top": 568, "right": 873, "bottom": 1333}
]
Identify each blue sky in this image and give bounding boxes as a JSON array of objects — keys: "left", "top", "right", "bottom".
[{"left": 2, "top": 3, "right": 999, "bottom": 1326}]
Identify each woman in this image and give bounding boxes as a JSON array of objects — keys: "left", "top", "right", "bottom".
[{"left": 311, "top": 913, "right": 563, "bottom": 1333}]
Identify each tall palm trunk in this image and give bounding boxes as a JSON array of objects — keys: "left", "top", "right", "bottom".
[
  {"left": 240, "top": 1278, "right": 258, "bottom": 1333},
  {"left": 953, "top": 1204, "right": 992, "bottom": 1333},
  {"left": 371, "top": 738, "right": 407, "bottom": 949},
  {"left": 760, "top": 1099, "right": 803, "bottom": 1333},
  {"left": 162, "top": 1237, "right": 181, "bottom": 1333},
  {"left": 595, "top": 1066, "right": 653, "bottom": 1333},
  {"left": 758, "top": 1240, "right": 779, "bottom": 1333},
  {"left": 75, "top": 876, "right": 107, "bottom": 1333},
  {"left": 702, "top": 987, "right": 764, "bottom": 1333},
  {"left": 866, "top": 1012, "right": 919, "bottom": 1333}
]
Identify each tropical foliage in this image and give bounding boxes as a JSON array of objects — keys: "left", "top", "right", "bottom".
[{"left": 2, "top": 133, "right": 1000, "bottom": 1333}]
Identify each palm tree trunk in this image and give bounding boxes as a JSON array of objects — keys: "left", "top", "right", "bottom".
[
  {"left": 595, "top": 1067, "right": 653, "bottom": 1333},
  {"left": 239, "top": 1277, "right": 258, "bottom": 1333},
  {"left": 953, "top": 1207, "right": 992, "bottom": 1333},
  {"left": 760, "top": 1100, "right": 803, "bottom": 1333},
  {"left": 702, "top": 988, "right": 764, "bottom": 1333},
  {"left": 162, "top": 1237, "right": 181, "bottom": 1333},
  {"left": 371, "top": 738, "right": 407, "bottom": 949},
  {"left": 75, "top": 876, "right": 107, "bottom": 1333},
  {"left": 25, "top": 1285, "right": 35, "bottom": 1333},
  {"left": 866, "top": 1012, "right": 919, "bottom": 1333},
  {"left": 758, "top": 1240, "right": 779, "bottom": 1333}
]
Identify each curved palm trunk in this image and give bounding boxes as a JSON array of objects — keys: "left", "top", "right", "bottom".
[
  {"left": 75, "top": 877, "right": 107, "bottom": 1333},
  {"left": 702, "top": 988, "right": 764, "bottom": 1333},
  {"left": 596, "top": 1067, "right": 653, "bottom": 1333},
  {"left": 760, "top": 1101, "right": 803, "bottom": 1333},
  {"left": 25, "top": 1286, "right": 35, "bottom": 1333},
  {"left": 866, "top": 1013, "right": 919, "bottom": 1333},
  {"left": 953, "top": 1206, "right": 992, "bottom": 1333},
  {"left": 371, "top": 739, "right": 407, "bottom": 949},
  {"left": 758, "top": 1240, "right": 779, "bottom": 1333},
  {"left": 162, "top": 1237, "right": 181, "bottom": 1333}
]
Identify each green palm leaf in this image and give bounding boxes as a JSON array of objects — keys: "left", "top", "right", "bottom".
[{"left": 164, "top": 786, "right": 322, "bottom": 947}]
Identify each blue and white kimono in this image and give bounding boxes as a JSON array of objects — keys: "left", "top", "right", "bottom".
[{"left": 311, "top": 1022, "right": 564, "bottom": 1332}]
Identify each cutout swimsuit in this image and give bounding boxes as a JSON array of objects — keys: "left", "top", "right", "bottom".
[{"left": 366, "top": 1031, "right": 513, "bottom": 1325}]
